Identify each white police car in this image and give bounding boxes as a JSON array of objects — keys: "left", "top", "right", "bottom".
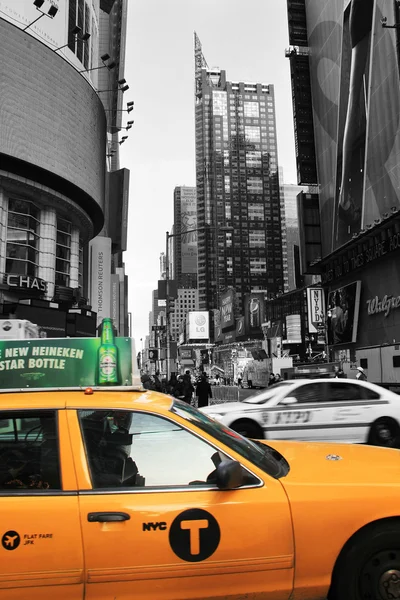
[{"left": 202, "top": 378, "right": 400, "bottom": 447}]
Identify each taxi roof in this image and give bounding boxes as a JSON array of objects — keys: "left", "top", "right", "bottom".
[{"left": 0, "top": 388, "right": 174, "bottom": 413}]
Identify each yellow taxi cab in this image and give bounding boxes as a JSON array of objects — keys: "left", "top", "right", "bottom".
[{"left": 1, "top": 323, "right": 400, "bottom": 600}]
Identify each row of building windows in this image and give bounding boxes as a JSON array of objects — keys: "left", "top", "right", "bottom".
[{"left": 5, "top": 198, "right": 82, "bottom": 290}]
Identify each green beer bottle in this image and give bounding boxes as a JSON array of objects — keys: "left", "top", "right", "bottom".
[{"left": 97, "top": 318, "right": 119, "bottom": 385}]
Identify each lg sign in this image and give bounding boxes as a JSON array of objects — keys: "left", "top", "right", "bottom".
[{"left": 188, "top": 312, "right": 209, "bottom": 340}]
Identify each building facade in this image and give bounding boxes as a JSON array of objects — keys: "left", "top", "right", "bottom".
[
  {"left": 170, "top": 288, "right": 199, "bottom": 342},
  {"left": 281, "top": 183, "right": 305, "bottom": 291},
  {"left": 172, "top": 186, "right": 198, "bottom": 288},
  {"left": 194, "top": 34, "right": 284, "bottom": 316},
  {"left": 287, "top": 0, "right": 400, "bottom": 384},
  {"left": 0, "top": 0, "right": 130, "bottom": 337}
]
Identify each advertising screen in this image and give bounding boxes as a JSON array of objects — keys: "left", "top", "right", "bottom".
[
  {"left": 327, "top": 280, "right": 361, "bottom": 345},
  {"left": 187, "top": 312, "right": 209, "bottom": 340},
  {"left": 180, "top": 188, "right": 198, "bottom": 274},
  {"left": 306, "top": 0, "right": 400, "bottom": 254},
  {"left": 244, "top": 293, "right": 265, "bottom": 336},
  {"left": 220, "top": 289, "right": 235, "bottom": 331},
  {"left": 0, "top": 336, "right": 138, "bottom": 389}
]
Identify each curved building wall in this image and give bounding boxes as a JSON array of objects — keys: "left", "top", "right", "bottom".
[{"left": 0, "top": 18, "right": 106, "bottom": 234}]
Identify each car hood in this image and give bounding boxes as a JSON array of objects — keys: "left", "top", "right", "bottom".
[
  {"left": 202, "top": 402, "right": 261, "bottom": 415},
  {"left": 265, "top": 439, "right": 400, "bottom": 486}
]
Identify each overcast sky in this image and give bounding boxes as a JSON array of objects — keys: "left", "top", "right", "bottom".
[{"left": 120, "top": 0, "right": 297, "bottom": 345}]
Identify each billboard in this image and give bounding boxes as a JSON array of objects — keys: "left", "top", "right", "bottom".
[
  {"left": 244, "top": 293, "right": 265, "bottom": 336},
  {"left": 187, "top": 311, "right": 209, "bottom": 340},
  {"left": 327, "top": 280, "right": 361, "bottom": 345},
  {"left": 180, "top": 188, "right": 197, "bottom": 274},
  {"left": 306, "top": 0, "right": 400, "bottom": 254},
  {"left": 284, "top": 315, "right": 302, "bottom": 344},
  {"left": 307, "top": 287, "right": 326, "bottom": 333},
  {"left": 0, "top": 336, "right": 138, "bottom": 390},
  {"left": 89, "top": 237, "right": 112, "bottom": 327},
  {"left": 220, "top": 288, "right": 235, "bottom": 331}
]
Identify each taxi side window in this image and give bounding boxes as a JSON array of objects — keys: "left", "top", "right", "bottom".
[
  {"left": 79, "top": 410, "right": 253, "bottom": 489},
  {"left": 0, "top": 411, "right": 61, "bottom": 491},
  {"left": 327, "top": 382, "right": 378, "bottom": 401},
  {"left": 290, "top": 383, "right": 326, "bottom": 404}
]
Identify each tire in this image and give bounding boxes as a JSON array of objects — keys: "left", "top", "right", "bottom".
[
  {"left": 368, "top": 418, "right": 400, "bottom": 448},
  {"left": 329, "top": 521, "right": 400, "bottom": 600},
  {"left": 230, "top": 419, "right": 263, "bottom": 439}
]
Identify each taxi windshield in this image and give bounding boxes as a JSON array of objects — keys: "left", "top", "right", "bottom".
[
  {"left": 171, "top": 400, "right": 289, "bottom": 479},
  {"left": 242, "top": 381, "right": 294, "bottom": 404}
]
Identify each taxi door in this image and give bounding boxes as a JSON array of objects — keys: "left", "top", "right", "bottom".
[
  {"left": 68, "top": 409, "right": 294, "bottom": 600},
  {"left": 0, "top": 408, "right": 84, "bottom": 600}
]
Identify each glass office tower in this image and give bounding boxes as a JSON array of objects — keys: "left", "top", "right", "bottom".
[{"left": 194, "top": 35, "right": 284, "bottom": 314}]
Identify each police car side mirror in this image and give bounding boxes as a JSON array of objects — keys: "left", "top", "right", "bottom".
[
  {"left": 280, "top": 396, "right": 298, "bottom": 406},
  {"left": 216, "top": 460, "right": 244, "bottom": 490}
]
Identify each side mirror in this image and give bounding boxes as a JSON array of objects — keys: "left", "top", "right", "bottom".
[
  {"left": 215, "top": 460, "right": 244, "bottom": 490},
  {"left": 280, "top": 396, "right": 297, "bottom": 406}
]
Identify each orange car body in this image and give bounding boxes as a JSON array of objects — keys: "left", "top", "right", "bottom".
[{"left": 1, "top": 389, "right": 400, "bottom": 600}]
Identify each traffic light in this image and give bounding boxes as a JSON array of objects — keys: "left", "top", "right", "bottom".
[
  {"left": 148, "top": 349, "right": 158, "bottom": 362},
  {"left": 168, "top": 297, "right": 175, "bottom": 313}
]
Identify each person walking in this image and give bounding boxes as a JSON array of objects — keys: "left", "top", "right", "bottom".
[
  {"left": 356, "top": 366, "right": 367, "bottom": 381},
  {"left": 182, "top": 371, "right": 194, "bottom": 404},
  {"left": 196, "top": 373, "right": 213, "bottom": 408}
]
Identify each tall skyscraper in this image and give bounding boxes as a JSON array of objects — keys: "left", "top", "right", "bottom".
[
  {"left": 194, "top": 34, "right": 284, "bottom": 314},
  {"left": 281, "top": 183, "right": 305, "bottom": 291},
  {"left": 173, "top": 186, "right": 197, "bottom": 288}
]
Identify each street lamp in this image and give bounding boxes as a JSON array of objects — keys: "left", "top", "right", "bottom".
[{"left": 164, "top": 225, "right": 233, "bottom": 381}]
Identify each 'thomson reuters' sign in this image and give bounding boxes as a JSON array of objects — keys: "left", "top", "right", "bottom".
[{"left": 6, "top": 275, "right": 47, "bottom": 294}]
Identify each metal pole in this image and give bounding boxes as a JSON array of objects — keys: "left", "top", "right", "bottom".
[{"left": 165, "top": 231, "right": 171, "bottom": 381}]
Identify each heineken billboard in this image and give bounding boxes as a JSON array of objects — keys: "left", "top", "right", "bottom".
[{"left": 0, "top": 319, "right": 140, "bottom": 390}]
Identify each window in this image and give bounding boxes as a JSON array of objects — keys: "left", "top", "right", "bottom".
[
  {"left": 80, "top": 409, "right": 250, "bottom": 489},
  {"left": 6, "top": 198, "right": 39, "bottom": 277},
  {"left": 289, "top": 383, "right": 326, "bottom": 404},
  {"left": 0, "top": 411, "right": 61, "bottom": 490},
  {"left": 326, "top": 382, "right": 379, "bottom": 401},
  {"left": 56, "top": 218, "right": 72, "bottom": 287}
]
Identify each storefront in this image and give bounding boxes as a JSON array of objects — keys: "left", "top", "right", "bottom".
[{"left": 322, "top": 212, "right": 400, "bottom": 385}]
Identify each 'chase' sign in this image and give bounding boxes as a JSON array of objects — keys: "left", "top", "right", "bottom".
[{"left": 6, "top": 275, "right": 47, "bottom": 294}]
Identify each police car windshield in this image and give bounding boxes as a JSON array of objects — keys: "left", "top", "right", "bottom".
[
  {"left": 243, "top": 381, "right": 294, "bottom": 404},
  {"left": 171, "top": 400, "right": 289, "bottom": 479}
]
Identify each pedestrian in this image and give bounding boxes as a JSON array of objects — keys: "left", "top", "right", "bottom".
[
  {"left": 356, "top": 366, "right": 367, "bottom": 381},
  {"left": 268, "top": 373, "right": 275, "bottom": 387},
  {"left": 274, "top": 373, "right": 282, "bottom": 384},
  {"left": 153, "top": 370, "right": 163, "bottom": 392},
  {"left": 196, "top": 373, "right": 213, "bottom": 408},
  {"left": 166, "top": 373, "right": 178, "bottom": 395},
  {"left": 182, "top": 371, "right": 194, "bottom": 404}
]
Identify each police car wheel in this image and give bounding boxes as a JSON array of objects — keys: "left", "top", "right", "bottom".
[
  {"left": 329, "top": 521, "right": 400, "bottom": 600},
  {"left": 368, "top": 418, "right": 400, "bottom": 448},
  {"left": 230, "top": 420, "right": 263, "bottom": 439}
]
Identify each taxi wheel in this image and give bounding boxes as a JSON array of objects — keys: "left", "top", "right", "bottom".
[
  {"left": 329, "top": 521, "right": 400, "bottom": 600},
  {"left": 230, "top": 419, "right": 263, "bottom": 439},
  {"left": 368, "top": 418, "right": 400, "bottom": 448}
]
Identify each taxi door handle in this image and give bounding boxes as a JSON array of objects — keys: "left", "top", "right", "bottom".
[{"left": 87, "top": 512, "right": 130, "bottom": 523}]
